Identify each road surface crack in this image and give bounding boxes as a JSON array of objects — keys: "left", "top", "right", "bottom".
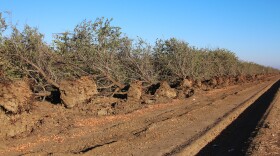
[{"left": 75, "top": 140, "right": 117, "bottom": 154}]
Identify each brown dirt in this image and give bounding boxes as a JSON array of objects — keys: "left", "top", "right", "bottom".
[
  {"left": 180, "top": 79, "right": 193, "bottom": 88},
  {"left": 127, "top": 80, "right": 142, "bottom": 102},
  {"left": 59, "top": 76, "right": 98, "bottom": 108},
  {"left": 210, "top": 77, "right": 218, "bottom": 87},
  {"left": 194, "top": 79, "right": 202, "bottom": 88},
  {"left": 176, "top": 78, "right": 195, "bottom": 99},
  {"left": 155, "top": 81, "right": 177, "bottom": 99},
  {"left": 246, "top": 85, "right": 280, "bottom": 155},
  {"left": 0, "top": 75, "right": 279, "bottom": 156},
  {"left": 197, "top": 77, "right": 280, "bottom": 156},
  {"left": 0, "top": 79, "right": 33, "bottom": 113}
]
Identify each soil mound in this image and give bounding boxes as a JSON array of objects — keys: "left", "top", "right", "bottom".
[
  {"left": 216, "top": 77, "right": 224, "bottom": 85},
  {"left": 222, "top": 77, "right": 230, "bottom": 87},
  {"left": 236, "top": 75, "right": 246, "bottom": 83},
  {"left": 127, "top": 80, "right": 142, "bottom": 102},
  {"left": 210, "top": 77, "right": 218, "bottom": 87},
  {"left": 155, "top": 81, "right": 177, "bottom": 99},
  {"left": 60, "top": 76, "right": 98, "bottom": 108},
  {"left": 0, "top": 80, "right": 33, "bottom": 113},
  {"left": 195, "top": 80, "right": 202, "bottom": 88},
  {"left": 177, "top": 79, "right": 195, "bottom": 99},
  {"left": 0, "top": 111, "right": 41, "bottom": 138},
  {"left": 181, "top": 79, "right": 193, "bottom": 88},
  {"left": 177, "top": 88, "right": 194, "bottom": 99}
]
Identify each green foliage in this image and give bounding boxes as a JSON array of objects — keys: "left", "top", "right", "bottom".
[
  {"left": 0, "top": 25, "right": 61, "bottom": 92},
  {"left": 154, "top": 38, "right": 194, "bottom": 81},
  {"left": 207, "top": 49, "right": 238, "bottom": 77},
  {"left": 121, "top": 38, "right": 159, "bottom": 85},
  {"left": 1, "top": 12, "right": 279, "bottom": 92},
  {"left": 0, "top": 12, "right": 7, "bottom": 42},
  {"left": 153, "top": 39, "right": 240, "bottom": 81},
  {"left": 53, "top": 18, "right": 128, "bottom": 88}
]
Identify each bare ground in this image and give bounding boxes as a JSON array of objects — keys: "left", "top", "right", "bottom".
[
  {"left": 246, "top": 82, "right": 280, "bottom": 155},
  {"left": 0, "top": 76, "right": 279, "bottom": 156},
  {"left": 197, "top": 77, "right": 280, "bottom": 156}
]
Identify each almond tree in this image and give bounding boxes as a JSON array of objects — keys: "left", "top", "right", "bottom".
[
  {"left": 54, "top": 18, "right": 128, "bottom": 92},
  {"left": 154, "top": 38, "right": 193, "bottom": 82},
  {"left": 121, "top": 38, "right": 159, "bottom": 86},
  {"left": 1, "top": 25, "right": 60, "bottom": 96}
]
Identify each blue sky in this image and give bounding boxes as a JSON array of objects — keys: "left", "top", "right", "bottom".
[{"left": 1, "top": 0, "right": 280, "bottom": 69}]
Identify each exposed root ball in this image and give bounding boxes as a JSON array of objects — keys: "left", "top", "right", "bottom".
[
  {"left": 60, "top": 76, "right": 98, "bottom": 108},
  {"left": 155, "top": 81, "right": 177, "bottom": 99},
  {"left": 0, "top": 80, "right": 33, "bottom": 113}
]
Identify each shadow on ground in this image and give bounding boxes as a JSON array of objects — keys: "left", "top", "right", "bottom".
[{"left": 197, "top": 80, "right": 280, "bottom": 156}]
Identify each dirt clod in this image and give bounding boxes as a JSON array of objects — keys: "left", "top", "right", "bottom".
[
  {"left": 0, "top": 80, "right": 32, "bottom": 113},
  {"left": 195, "top": 80, "right": 202, "bottom": 88},
  {"left": 97, "top": 108, "right": 109, "bottom": 116},
  {"left": 210, "top": 78, "right": 218, "bottom": 87},
  {"left": 178, "top": 88, "right": 195, "bottom": 99},
  {"left": 236, "top": 75, "right": 246, "bottom": 83},
  {"left": 155, "top": 81, "right": 177, "bottom": 99},
  {"left": 59, "top": 76, "right": 98, "bottom": 108},
  {"left": 127, "top": 81, "right": 142, "bottom": 102},
  {"left": 181, "top": 79, "right": 193, "bottom": 88}
]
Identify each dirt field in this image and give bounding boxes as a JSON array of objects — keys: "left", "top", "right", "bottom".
[
  {"left": 0, "top": 76, "right": 279, "bottom": 156},
  {"left": 246, "top": 82, "right": 280, "bottom": 156},
  {"left": 198, "top": 77, "right": 280, "bottom": 156}
]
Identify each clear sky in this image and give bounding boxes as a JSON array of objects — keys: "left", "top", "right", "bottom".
[{"left": 1, "top": 0, "right": 280, "bottom": 69}]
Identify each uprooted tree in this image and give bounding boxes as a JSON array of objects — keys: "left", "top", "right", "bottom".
[
  {"left": 54, "top": 18, "right": 128, "bottom": 92},
  {"left": 1, "top": 25, "right": 60, "bottom": 93},
  {"left": 1, "top": 13, "right": 279, "bottom": 106}
]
